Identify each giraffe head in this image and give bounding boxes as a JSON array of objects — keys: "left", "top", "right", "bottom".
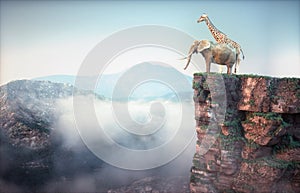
[{"left": 197, "top": 13, "right": 208, "bottom": 23}]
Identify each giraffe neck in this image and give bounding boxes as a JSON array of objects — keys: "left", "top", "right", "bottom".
[{"left": 205, "top": 17, "right": 225, "bottom": 42}]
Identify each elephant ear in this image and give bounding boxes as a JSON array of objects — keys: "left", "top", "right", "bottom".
[{"left": 197, "top": 40, "right": 211, "bottom": 53}]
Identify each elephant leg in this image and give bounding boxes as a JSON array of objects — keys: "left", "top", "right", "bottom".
[
  {"left": 206, "top": 60, "right": 211, "bottom": 73},
  {"left": 227, "top": 65, "right": 232, "bottom": 75}
]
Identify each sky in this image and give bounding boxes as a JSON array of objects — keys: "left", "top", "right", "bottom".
[{"left": 1, "top": 0, "right": 300, "bottom": 85}]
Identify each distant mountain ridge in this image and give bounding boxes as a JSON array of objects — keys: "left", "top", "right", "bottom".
[{"left": 35, "top": 62, "right": 193, "bottom": 101}]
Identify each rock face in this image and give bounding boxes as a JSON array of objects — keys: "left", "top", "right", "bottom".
[
  {"left": 108, "top": 176, "right": 190, "bottom": 193},
  {"left": 0, "top": 80, "right": 103, "bottom": 190},
  {"left": 190, "top": 73, "right": 300, "bottom": 193},
  {"left": 0, "top": 80, "right": 74, "bottom": 150}
]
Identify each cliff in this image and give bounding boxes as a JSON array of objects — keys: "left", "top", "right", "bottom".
[{"left": 190, "top": 73, "right": 300, "bottom": 193}]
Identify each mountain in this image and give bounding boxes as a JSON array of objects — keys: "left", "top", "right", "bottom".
[
  {"left": 35, "top": 62, "right": 193, "bottom": 101},
  {"left": 0, "top": 80, "right": 104, "bottom": 191}
]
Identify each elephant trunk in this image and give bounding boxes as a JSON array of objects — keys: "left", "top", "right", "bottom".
[
  {"left": 182, "top": 40, "right": 200, "bottom": 70},
  {"left": 183, "top": 51, "right": 194, "bottom": 70}
]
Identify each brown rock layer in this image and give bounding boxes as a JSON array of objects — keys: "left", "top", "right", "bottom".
[{"left": 190, "top": 73, "right": 300, "bottom": 193}]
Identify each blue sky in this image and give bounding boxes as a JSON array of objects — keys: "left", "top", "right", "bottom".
[{"left": 1, "top": 0, "right": 299, "bottom": 84}]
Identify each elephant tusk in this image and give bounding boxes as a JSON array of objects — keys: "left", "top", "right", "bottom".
[
  {"left": 179, "top": 52, "right": 194, "bottom": 60},
  {"left": 178, "top": 57, "right": 188, "bottom": 60}
]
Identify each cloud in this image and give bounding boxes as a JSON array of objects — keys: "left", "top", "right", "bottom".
[{"left": 1, "top": 95, "right": 196, "bottom": 192}]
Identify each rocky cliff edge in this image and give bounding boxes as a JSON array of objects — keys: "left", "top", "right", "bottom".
[{"left": 190, "top": 73, "right": 300, "bottom": 193}]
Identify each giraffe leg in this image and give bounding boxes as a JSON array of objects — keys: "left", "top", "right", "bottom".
[
  {"left": 234, "top": 62, "right": 237, "bottom": 74},
  {"left": 235, "top": 58, "right": 241, "bottom": 74},
  {"left": 234, "top": 50, "right": 241, "bottom": 74}
]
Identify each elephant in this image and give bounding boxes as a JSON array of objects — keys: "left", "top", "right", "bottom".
[{"left": 182, "top": 40, "right": 237, "bottom": 74}]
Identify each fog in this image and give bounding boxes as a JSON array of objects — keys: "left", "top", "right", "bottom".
[
  {"left": 1, "top": 95, "right": 196, "bottom": 192},
  {"left": 56, "top": 96, "right": 189, "bottom": 141},
  {"left": 55, "top": 95, "right": 196, "bottom": 167}
]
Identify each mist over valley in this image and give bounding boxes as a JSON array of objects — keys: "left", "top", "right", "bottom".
[{"left": 0, "top": 63, "right": 195, "bottom": 192}]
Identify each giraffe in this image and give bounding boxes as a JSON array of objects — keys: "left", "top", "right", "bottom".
[{"left": 197, "top": 13, "right": 245, "bottom": 73}]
